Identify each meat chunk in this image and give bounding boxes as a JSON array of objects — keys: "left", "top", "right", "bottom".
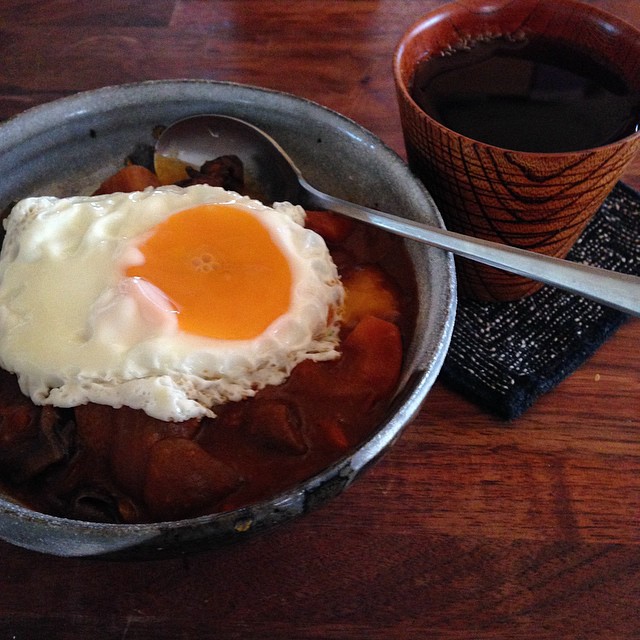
[
  {"left": 177, "top": 155, "right": 245, "bottom": 193},
  {"left": 0, "top": 372, "right": 73, "bottom": 483}
]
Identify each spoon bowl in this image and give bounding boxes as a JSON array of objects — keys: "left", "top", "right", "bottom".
[
  {"left": 155, "top": 114, "right": 302, "bottom": 205},
  {"left": 157, "top": 114, "right": 640, "bottom": 317}
]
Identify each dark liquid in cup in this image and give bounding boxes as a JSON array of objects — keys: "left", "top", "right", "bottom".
[{"left": 411, "top": 36, "right": 640, "bottom": 153}]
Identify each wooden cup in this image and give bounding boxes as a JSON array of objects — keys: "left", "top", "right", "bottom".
[{"left": 394, "top": 0, "right": 640, "bottom": 301}]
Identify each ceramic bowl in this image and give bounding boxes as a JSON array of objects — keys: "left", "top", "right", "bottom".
[{"left": 0, "top": 80, "right": 455, "bottom": 558}]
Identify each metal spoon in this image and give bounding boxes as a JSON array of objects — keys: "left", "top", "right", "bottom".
[{"left": 155, "top": 114, "right": 640, "bottom": 317}]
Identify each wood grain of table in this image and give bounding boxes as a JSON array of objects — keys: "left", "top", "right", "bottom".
[{"left": 0, "top": 1, "right": 638, "bottom": 638}]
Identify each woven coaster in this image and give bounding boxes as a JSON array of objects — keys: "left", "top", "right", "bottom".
[{"left": 439, "top": 182, "right": 640, "bottom": 420}]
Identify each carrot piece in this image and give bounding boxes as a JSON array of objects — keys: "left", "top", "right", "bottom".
[
  {"left": 305, "top": 210, "right": 354, "bottom": 243},
  {"left": 316, "top": 418, "right": 350, "bottom": 451},
  {"left": 92, "top": 164, "right": 161, "bottom": 195}
]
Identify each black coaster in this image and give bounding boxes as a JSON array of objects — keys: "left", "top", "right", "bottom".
[{"left": 440, "top": 182, "right": 640, "bottom": 420}]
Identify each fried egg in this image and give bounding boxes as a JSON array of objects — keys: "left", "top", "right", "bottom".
[{"left": 0, "top": 185, "right": 344, "bottom": 421}]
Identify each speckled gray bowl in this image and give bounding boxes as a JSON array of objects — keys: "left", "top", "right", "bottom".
[{"left": 0, "top": 80, "right": 455, "bottom": 558}]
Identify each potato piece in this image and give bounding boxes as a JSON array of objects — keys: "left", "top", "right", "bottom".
[
  {"left": 143, "top": 438, "right": 241, "bottom": 520},
  {"left": 341, "top": 265, "right": 401, "bottom": 330},
  {"left": 244, "top": 399, "right": 307, "bottom": 455},
  {"left": 288, "top": 315, "right": 402, "bottom": 410},
  {"left": 107, "top": 406, "right": 200, "bottom": 497},
  {"left": 75, "top": 404, "right": 200, "bottom": 499},
  {"left": 154, "top": 155, "right": 193, "bottom": 185}
]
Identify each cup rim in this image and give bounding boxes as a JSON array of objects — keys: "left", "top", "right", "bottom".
[{"left": 392, "top": 0, "right": 640, "bottom": 157}]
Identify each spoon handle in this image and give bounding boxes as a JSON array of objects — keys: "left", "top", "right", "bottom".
[{"left": 301, "top": 180, "right": 640, "bottom": 317}]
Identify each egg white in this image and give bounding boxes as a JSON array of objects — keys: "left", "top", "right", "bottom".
[{"left": 0, "top": 185, "right": 344, "bottom": 421}]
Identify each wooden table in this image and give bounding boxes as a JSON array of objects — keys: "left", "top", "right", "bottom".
[{"left": 0, "top": 1, "right": 638, "bottom": 638}]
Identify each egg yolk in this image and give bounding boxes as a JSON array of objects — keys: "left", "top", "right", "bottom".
[{"left": 126, "top": 204, "right": 292, "bottom": 340}]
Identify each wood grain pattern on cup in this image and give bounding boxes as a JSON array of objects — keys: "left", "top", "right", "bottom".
[{"left": 394, "top": 0, "right": 640, "bottom": 301}]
